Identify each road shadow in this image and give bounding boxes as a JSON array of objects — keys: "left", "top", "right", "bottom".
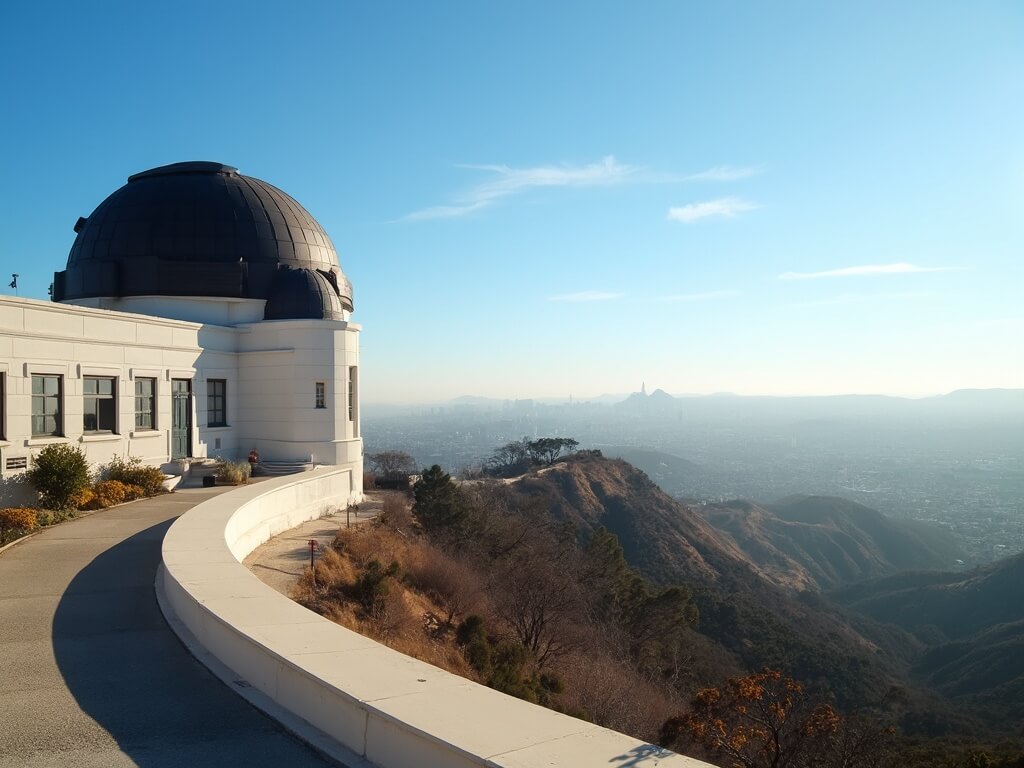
[{"left": 51, "top": 519, "right": 331, "bottom": 766}]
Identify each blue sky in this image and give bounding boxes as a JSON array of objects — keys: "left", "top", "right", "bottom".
[{"left": 1, "top": 1, "right": 1021, "bottom": 401}]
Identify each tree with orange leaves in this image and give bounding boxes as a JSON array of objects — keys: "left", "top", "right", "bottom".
[{"left": 660, "top": 668, "right": 894, "bottom": 768}]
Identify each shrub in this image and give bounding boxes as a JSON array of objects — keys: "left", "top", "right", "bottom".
[
  {"left": 353, "top": 558, "right": 400, "bottom": 612},
  {"left": 68, "top": 487, "right": 95, "bottom": 510},
  {"left": 378, "top": 494, "right": 416, "bottom": 533},
  {"left": 104, "top": 455, "right": 166, "bottom": 497},
  {"left": 216, "top": 461, "right": 251, "bottom": 485},
  {"left": 121, "top": 484, "right": 146, "bottom": 501},
  {"left": 0, "top": 507, "right": 39, "bottom": 542},
  {"left": 27, "top": 444, "right": 91, "bottom": 510},
  {"left": 87, "top": 479, "right": 133, "bottom": 509}
]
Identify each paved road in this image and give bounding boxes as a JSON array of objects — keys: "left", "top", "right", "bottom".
[{"left": 0, "top": 486, "right": 334, "bottom": 768}]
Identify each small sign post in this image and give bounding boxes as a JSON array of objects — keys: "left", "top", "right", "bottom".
[{"left": 308, "top": 539, "right": 319, "bottom": 585}]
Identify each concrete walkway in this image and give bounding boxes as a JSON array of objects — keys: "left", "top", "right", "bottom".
[
  {"left": 244, "top": 492, "right": 383, "bottom": 595},
  {"left": 0, "top": 486, "right": 334, "bottom": 768}
]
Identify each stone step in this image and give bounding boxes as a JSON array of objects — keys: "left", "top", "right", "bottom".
[{"left": 257, "top": 461, "right": 314, "bottom": 476}]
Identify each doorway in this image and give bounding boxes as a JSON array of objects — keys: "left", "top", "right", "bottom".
[{"left": 171, "top": 379, "right": 192, "bottom": 460}]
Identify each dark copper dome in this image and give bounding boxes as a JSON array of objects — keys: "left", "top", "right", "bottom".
[{"left": 53, "top": 161, "right": 353, "bottom": 313}]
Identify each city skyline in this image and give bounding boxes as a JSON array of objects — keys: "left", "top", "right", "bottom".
[{"left": 2, "top": 1, "right": 1021, "bottom": 402}]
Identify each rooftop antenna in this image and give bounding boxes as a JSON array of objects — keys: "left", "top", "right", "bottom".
[{"left": 8, "top": 274, "right": 18, "bottom": 295}]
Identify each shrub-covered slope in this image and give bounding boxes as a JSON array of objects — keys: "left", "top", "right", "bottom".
[{"left": 695, "top": 495, "right": 961, "bottom": 591}]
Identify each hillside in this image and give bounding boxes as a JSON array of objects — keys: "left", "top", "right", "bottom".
[
  {"left": 507, "top": 455, "right": 918, "bottom": 711},
  {"left": 833, "top": 553, "right": 1024, "bottom": 729},
  {"left": 600, "top": 447, "right": 702, "bottom": 499},
  {"left": 695, "top": 496, "right": 961, "bottom": 591},
  {"left": 832, "top": 552, "right": 1024, "bottom": 642}
]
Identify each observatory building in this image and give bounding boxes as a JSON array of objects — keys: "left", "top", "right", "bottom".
[{"left": 0, "top": 161, "right": 362, "bottom": 504}]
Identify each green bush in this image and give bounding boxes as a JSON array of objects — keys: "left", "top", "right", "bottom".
[
  {"left": 27, "top": 444, "right": 91, "bottom": 510},
  {"left": 215, "top": 461, "right": 251, "bottom": 485},
  {"left": 104, "top": 455, "right": 166, "bottom": 496},
  {"left": 353, "top": 559, "right": 400, "bottom": 612}
]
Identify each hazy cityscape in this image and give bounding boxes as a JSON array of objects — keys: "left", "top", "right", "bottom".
[{"left": 365, "top": 389, "right": 1024, "bottom": 566}]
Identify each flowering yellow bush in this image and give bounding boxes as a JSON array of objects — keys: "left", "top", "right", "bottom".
[
  {"left": 86, "top": 480, "right": 133, "bottom": 509},
  {"left": 0, "top": 507, "right": 39, "bottom": 542},
  {"left": 68, "top": 487, "right": 95, "bottom": 510}
]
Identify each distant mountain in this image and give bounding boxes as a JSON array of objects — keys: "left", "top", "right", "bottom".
[
  {"left": 921, "top": 388, "right": 1024, "bottom": 412},
  {"left": 724, "top": 495, "right": 962, "bottom": 590},
  {"left": 606, "top": 387, "right": 1024, "bottom": 423},
  {"left": 614, "top": 388, "right": 679, "bottom": 413}
]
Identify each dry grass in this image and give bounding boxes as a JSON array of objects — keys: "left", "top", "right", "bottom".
[
  {"left": 291, "top": 501, "right": 684, "bottom": 742},
  {"left": 294, "top": 520, "right": 477, "bottom": 680},
  {"left": 555, "top": 649, "right": 684, "bottom": 742}
]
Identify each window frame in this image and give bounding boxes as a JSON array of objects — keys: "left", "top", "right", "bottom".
[
  {"left": 315, "top": 381, "right": 326, "bottom": 409},
  {"left": 207, "top": 378, "right": 227, "bottom": 428},
  {"left": 31, "top": 374, "right": 63, "bottom": 437},
  {"left": 83, "top": 375, "right": 118, "bottom": 434},
  {"left": 347, "top": 367, "right": 356, "bottom": 422},
  {"left": 134, "top": 377, "right": 157, "bottom": 431}
]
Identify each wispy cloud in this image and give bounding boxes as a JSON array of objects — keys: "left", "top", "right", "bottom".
[
  {"left": 402, "top": 202, "right": 489, "bottom": 221},
  {"left": 667, "top": 197, "right": 758, "bottom": 223},
  {"left": 788, "top": 291, "right": 940, "bottom": 309},
  {"left": 778, "top": 263, "right": 963, "bottom": 280},
  {"left": 683, "top": 165, "right": 763, "bottom": 182},
  {"left": 658, "top": 290, "right": 740, "bottom": 303},
  {"left": 403, "top": 156, "right": 639, "bottom": 221},
  {"left": 547, "top": 291, "right": 623, "bottom": 303}
]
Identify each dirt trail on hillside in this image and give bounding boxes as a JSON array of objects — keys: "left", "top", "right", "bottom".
[{"left": 243, "top": 492, "right": 383, "bottom": 595}]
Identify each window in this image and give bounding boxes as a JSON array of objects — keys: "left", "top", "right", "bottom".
[
  {"left": 31, "top": 374, "right": 62, "bottom": 437},
  {"left": 135, "top": 377, "right": 156, "bottom": 429},
  {"left": 207, "top": 379, "right": 227, "bottom": 427},
  {"left": 347, "top": 367, "right": 357, "bottom": 422},
  {"left": 0, "top": 372, "right": 5, "bottom": 440},
  {"left": 84, "top": 376, "right": 117, "bottom": 433},
  {"left": 315, "top": 381, "right": 326, "bottom": 409}
]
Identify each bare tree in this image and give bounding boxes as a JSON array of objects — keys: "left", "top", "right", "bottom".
[{"left": 367, "top": 450, "right": 416, "bottom": 480}]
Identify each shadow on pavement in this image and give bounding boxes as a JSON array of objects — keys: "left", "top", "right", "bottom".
[{"left": 51, "top": 518, "right": 332, "bottom": 766}]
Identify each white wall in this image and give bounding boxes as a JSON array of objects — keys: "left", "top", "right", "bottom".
[
  {"left": 236, "top": 319, "right": 362, "bottom": 477},
  {"left": 0, "top": 296, "right": 205, "bottom": 502},
  {"left": 0, "top": 295, "right": 363, "bottom": 505}
]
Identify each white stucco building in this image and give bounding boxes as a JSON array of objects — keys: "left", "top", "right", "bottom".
[{"left": 0, "top": 161, "right": 362, "bottom": 505}]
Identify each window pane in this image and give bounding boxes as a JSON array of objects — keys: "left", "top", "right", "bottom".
[
  {"left": 84, "top": 378, "right": 97, "bottom": 395},
  {"left": 98, "top": 378, "right": 113, "bottom": 395},
  {"left": 99, "top": 398, "right": 115, "bottom": 430},
  {"left": 32, "top": 377, "right": 42, "bottom": 394},
  {"left": 44, "top": 377, "right": 58, "bottom": 396}
]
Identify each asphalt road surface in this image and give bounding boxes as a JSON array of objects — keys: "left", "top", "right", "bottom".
[{"left": 0, "top": 485, "right": 335, "bottom": 768}]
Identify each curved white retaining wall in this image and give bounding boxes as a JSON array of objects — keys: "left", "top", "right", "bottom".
[{"left": 158, "top": 468, "right": 713, "bottom": 768}]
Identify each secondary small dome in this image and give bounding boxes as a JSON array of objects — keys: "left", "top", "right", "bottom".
[
  {"left": 53, "top": 161, "right": 353, "bottom": 310},
  {"left": 264, "top": 267, "right": 353, "bottom": 321}
]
